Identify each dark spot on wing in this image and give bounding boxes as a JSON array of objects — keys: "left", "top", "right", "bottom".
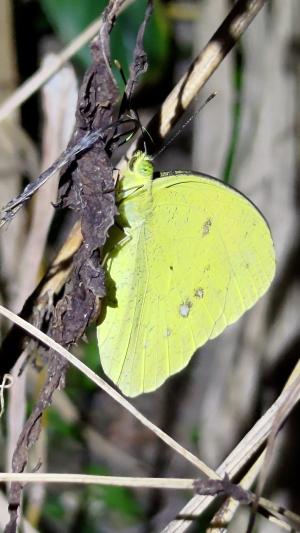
[
  {"left": 202, "top": 218, "right": 212, "bottom": 236},
  {"left": 194, "top": 287, "right": 204, "bottom": 299},
  {"left": 179, "top": 299, "right": 192, "bottom": 318}
]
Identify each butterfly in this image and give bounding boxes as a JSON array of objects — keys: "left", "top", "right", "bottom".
[{"left": 97, "top": 151, "right": 275, "bottom": 397}]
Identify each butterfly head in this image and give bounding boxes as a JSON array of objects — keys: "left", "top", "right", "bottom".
[{"left": 122, "top": 150, "right": 154, "bottom": 189}]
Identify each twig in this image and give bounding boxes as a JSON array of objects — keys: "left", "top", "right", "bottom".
[
  {"left": 0, "top": 472, "right": 195, "bottom": 490},
  {"left": 1, "top": 303, "right": 299, "bottom": 533},
  {"left": 0, "top": 19, "right": 100, "bottom": 123},
  {"left": 0, "top": 302, "right": 216, "bottom": 478},
  {"left": 162, "top": 359, "right": 300, "bottom": 532},
  {"left": 3, "top": 2, "right": 129, "bottom": 530},
  {"left": 0, "top": 491, "right": 38, "bottom": 533},
  {"left": 0, "top": 127, "right": 106, "bottom": 226},
  {"left": 0, "top": 0, "right": 122, "bottom": 124},
  {"left": 126, "top": 0, "right": 269, "bottom": 154}
]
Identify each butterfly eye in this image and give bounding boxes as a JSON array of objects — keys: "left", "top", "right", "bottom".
[
  {"left": 140, "top": 161, "right": 152, "bottom": 176},
  {"left": 128, "top": 154, "right": 139, "bottom": 171},
  {"left": 128, "top": 152, "right": 153, "bottom": 179}
]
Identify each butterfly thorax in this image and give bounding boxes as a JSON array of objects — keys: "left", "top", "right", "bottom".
[{"left": 116, "top": 151, "right": 154, "bottom": 228}]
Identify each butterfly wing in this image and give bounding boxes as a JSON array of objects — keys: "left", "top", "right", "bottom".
[{"left": 98, "top": 173, "right": 275, "bottom": 397}]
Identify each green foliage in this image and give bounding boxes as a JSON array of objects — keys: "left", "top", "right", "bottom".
[
  {"left": 67, "top": 330, "right": 101, "bottom": 401},
  {"left": 103, "top": 485, "right": 142, "bottom": 519},
  {"left": 43, "top": 493, "right": 65, "bottom": 521},
  {"left": 47, "top": 408, "right": 81, "bottom": 441},
  {"left": 189, "top": 425, "right": 200, "bottom": 449},
  {"left": 223, "top": 45, "right": 244, "bottom": 185},
  {"left": 40, "top": 0, "right": 170, "bottom": 86},
  {"left": 86, "top": 465, "right": 143, "bottom": 522}
]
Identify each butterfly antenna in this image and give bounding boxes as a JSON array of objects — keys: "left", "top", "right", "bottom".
[
  {"left": 153, "top": 92, "right": 217, "bottom": 161},
  {"left": 123, "top": 106, "right": 155, "bottom": 154},
  {"left": 134, "top": 110, "right": 155, "bottom": 154},
  {"left": 113, "top": 60, "right": 155, "bottom": 153},
  {"left": 104, "top": 60, "right": 137, "bottom": 149},
  {"left": 110, "top": 61, "right": 147, "bottom": 149}
]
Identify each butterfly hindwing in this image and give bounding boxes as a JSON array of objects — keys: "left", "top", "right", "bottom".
[{"left": 98, "top": 165, "right": 275, "bottom": 397}]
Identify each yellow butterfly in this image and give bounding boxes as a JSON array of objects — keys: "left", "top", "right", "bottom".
[{"left": 97, "top": 151, "right": 275, "bottom": 397}]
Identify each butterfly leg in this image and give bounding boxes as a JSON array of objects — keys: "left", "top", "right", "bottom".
[{"left": 101, "top": 227, "right": 133, "bottom": 266}]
